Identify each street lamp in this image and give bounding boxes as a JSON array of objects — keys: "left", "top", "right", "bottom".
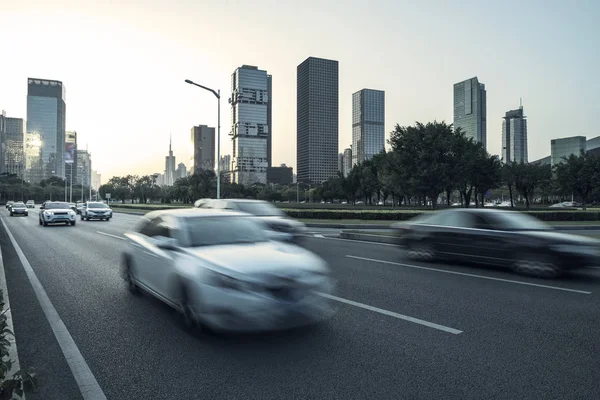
[
  {"left": 48, "top": 182, "right": 56, "bottom": 201},
  {"left": 185, "top": 79, "right": 221, "bottom": 199}
]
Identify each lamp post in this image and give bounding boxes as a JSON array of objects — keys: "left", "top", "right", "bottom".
[
  {"left": 184, "top": 79, "right": 220, "bottom": 199},
  {"left": 48, "top": 182, "right": 56, "bottom": 201}
]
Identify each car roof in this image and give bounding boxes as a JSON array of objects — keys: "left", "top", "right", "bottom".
[
  {"left": 221, "top": 199, "right": 267, "bottom": 204},
  {"left": 143, "top": 208, "right": 248, "bottom": 219}
]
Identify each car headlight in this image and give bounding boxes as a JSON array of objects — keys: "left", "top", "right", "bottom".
[
  {"left": 204, "top": 270, "right": 254, "bottom": 291},
  {"left": 44, "top": 211, "right": 53, "bottom": 215},
  {"left": 69, "top": 211, "right": 75, "bottom": 215}
]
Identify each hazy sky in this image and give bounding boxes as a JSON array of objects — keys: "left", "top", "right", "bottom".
[{"left": 1, "top": 0, "right": 598, "bottom": 182}]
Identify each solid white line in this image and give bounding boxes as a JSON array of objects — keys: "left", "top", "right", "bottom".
[
  {"left": 347, "top": 255, "right": 592, "bottom": 295},
  {"left": 0, "top": 218, "right": 108, "bottom": 400},
  {"left": 317, "top": 292, "right": 463, "bottom": 335},
  {"left": 316, "top": 236, "right": 397, "bottom": 247},
  {"left": 0, "top": 244, "right": 26, "bottom": 400},
  {"left": 314, "top": 234, "right": 325, "bottom": 238},
  {"left": 96, "top": 231, "right": 126, "bottom": 240}
]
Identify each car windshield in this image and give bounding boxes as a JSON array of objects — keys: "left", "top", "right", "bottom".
[
  {"left": 492, "top": 212, "right": 552, "bottom": 231},
  {"left": 184, "top": 216, "right": 267, "bottom": 247},
  {"left": 13, "top": 203, "right": 25, "bottom": 207},
  {"left": 88, "top": 203, "right": 108, "bottom": 208},
  {"left": 45, "top": 202, "right": 71, "bottom": 210},
  {"left": 235, "top": 202, "right": 283, "bottom": 216}
]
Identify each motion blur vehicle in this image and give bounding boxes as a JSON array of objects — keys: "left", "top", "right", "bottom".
[
  {"left": 39, "top": 201, "right": 76, "bottom": 226},
  {"left": 81, "top": 201, "right": 113, "bottom": 221},
  {"left": 6, "top": 201, "right": 14, "bottom": 210},
  {"left": 121, "top": 209, "right": 336, "bottom": 333},
  {"left": 193, "top": 198, "right": 213, "bottom": 209},
  {"left": 10, "top": 202, "right": 28, "bottom": 217},
  {"left": 549, "top": 201, "right": 582, "bottom": 209},
  {"left": 392, "top": 208, "right": 600, "bottom": 278},
  {"left": 75, "top": 202, "right": 85, "bottom": 214},
  {"left": 68, "top": 203, "right": 77, "bottom": 212},
  {"left": 26, "top": 200, "right": 35, "bottom": 208},
  {"left": 201, "top": 199, "right": 308, "bottom": 244}
]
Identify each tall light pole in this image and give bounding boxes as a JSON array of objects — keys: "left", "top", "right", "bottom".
[
  {"left": 48, "top": 181, "right": 56, "bottom": 201},
  {"left": 184, "top": 79, "right": 220, "bottom": 199}
]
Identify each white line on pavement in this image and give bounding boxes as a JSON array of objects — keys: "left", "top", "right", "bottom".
[
  {"left": 0, "top": 218, "right": 108, "bottom": 400},
  {"left": 314, "top": 234, "right": 325, "bottom": 238},
  {"left": 317, "top": 292, "right": 463, "bottom": 335},
  {"left": 347, "top": 255, "right": 592, "bottom": 295},
  {"left": 315, "top": 236, "right": 397, "bottom": 247},
  {"left": 0, "top": 243, "right": 25, "bottom": 400},
  {"left": 96, "top": 231, "right": 126, "bottom": 240}
]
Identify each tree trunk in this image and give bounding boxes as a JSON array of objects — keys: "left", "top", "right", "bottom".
[
  {"left": 525, "top": 193, "right": 530, "bottom": 209},
  {"left": 508, "top": 184, "right": 514, "bottom": 208},
  {"left": 446, "top": 189, "right": 452, "bottom": 207}
]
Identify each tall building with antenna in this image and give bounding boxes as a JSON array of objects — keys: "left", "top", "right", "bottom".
[
  {"left": 164, "top": 135, "right": 176, "bottom": 186},
  {"left": 501, "top": 99, "right": 528, "bottom": 164}
]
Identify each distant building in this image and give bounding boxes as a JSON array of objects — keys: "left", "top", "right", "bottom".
[
  {"left": 267, "top": 164, "right": 293, "bottom": 185},
  {"left": 338, "top": 153, "right": 344, "bottom": 175},
  {"left": 297, "top": 57, "right": 339, "bottom": 183},
  {"left": 531, "top": 155, "right": 551, "bottom": 166},
  {"left": 26, "top": 78, "right": 67, "bottom": 182},
  {"left": 191, "top": 125, "right": 215, "bottom": 174},
  {"left": 76, "top": 150, "right": 91, "bottom": 187},
  {"left": 230, "top": 65, "right": 269, "bottom": 185},
  {"left": 501, "top": 105, "right": 528, "bottom": 164},
  {"left": 219, "top": 155, "right": 231, "bottom": 183},
  {"left": 0, "top": 111, "right": 25, "bottom": 177},
  {"left": 176, "top": 162, "right": 187, "bottom": 180},
  {"left": 164, "top": 136, "right": 176, "bottom": 186},
  {"left": 551, "top": 136, "right": 586, "bottom": 167},
  {"left": 91, "top": 170, "right": 101, "bottom": 191},
  {"left": 65, "top": 131, "right": 77, "bottom": 183},
  {"left": 25, "top": 132, "right": 42, "bottom": 183},
  {"left": 352, "top": 89, "right": 385, "bottom": 166},
  {"left": 267, "top": 75, "right": 273, "bottom": 167},
  {"left": 586, "top": 136, "right": 600, "bottom": 151},
  {"left": 454, "top": 76, "right": 487, "bottom": 149},
  {"left": 343, "top": 147, "right": 352, "bottom": 177}
]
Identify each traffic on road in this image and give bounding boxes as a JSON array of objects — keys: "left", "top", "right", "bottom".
[{"left": 1, "top": 202, "right": 599, "bottom": 399}]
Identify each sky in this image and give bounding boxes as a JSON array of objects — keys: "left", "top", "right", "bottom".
[{"left": 1, "top": 0, "right": 599, "bottom": 182}]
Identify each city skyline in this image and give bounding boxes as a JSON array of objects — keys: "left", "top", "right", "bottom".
[{"left": 0, "top": 1, "right": 598, "bottom": 181}]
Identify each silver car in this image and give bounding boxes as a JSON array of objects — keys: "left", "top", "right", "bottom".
[
  {"left": 39, "top": 201, "right": 77, "bottom": 226},
  {"left": 122, "top": 209, "right": 336, "bottom": 333},
  {"left": 81, "top": 201, "right": 113, "bottom": 221}
]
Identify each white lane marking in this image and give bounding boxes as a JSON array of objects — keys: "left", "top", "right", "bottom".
[
  {"left": 313, "top": 236, "right": 398, "bottom": 247},
  {"left": 0, "top": 218, "right": 108, "bottom": 400},
  {"left": 314, "top": 234, "right": 325, "bottom": 238},
  {"left": 347, "top": 255, "right": 591, "bottom": 295},
  {"left": 318, "top": 292, "right": 462, "bottom": 335},
  {"left": 0, "top": 244, "right": 26, "bottom": 400},
  {"left": 96, "top": 231, "right": 126, "bottom": 241}
]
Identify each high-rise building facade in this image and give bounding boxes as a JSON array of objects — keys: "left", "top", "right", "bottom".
[
  {"left": 297, "top": 57, "right": 339, "bottom": 183},
  {"left": 352, "top": 89, "right": 385, "bottom": 166},
  {"left": 0, "top": 111, "right": 25, "bottom": 177},
  {"left": 219, "top": 155, "right": 231, "bottom": 183},
  {"left": 91, "top": 170, "right": 101, "bottom": 191},
  {"left": 164, "top": 137, "right": 176, "bottom": 186},
  {"left": 343, "top": 147, "right": 352, "bottom": 177},
  {"left": 267, "top": 75, "right": 273, "bottom": 167},
  {"left": 551, "top": 136, "right": 586, "bottom": 167},
  {"left": 230, "top": 65, "right": 269, "bottom": 185},
  {"left": 338, "top": 153, "right": 344, "bottom": 175},
  {"left": 76, "top": 150, "right": 92, "bottom": 188},
  {"left": 191, "top": 125, "right": 215, "bottom": 174},
  {"left": 267, "top": 164, "right": 293, "bottom": 185},
  {"left": 453, "top": 77, "right": 486, "bottom": 149},
  {"left": 501, "top": 106, "right": 528, "bottom": 164},
  {"left": 26, "top": 78, "right": 66, "bottom": 182},
  {"left": 65, "top": 131, "right": 77, "bottom": 185},
  {"left": 176, "top": 162, "right": 187, "bottom": 179}
]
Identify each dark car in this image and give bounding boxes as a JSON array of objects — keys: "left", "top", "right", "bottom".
[
  {"left": 391, "top": 208, "right": 600, "bottom": 278},
  {"left": 10, "top": 202, "right": 28, "bottom": 217},
  {"left": 199, "top": 199, "right": 308, "bottom": 244}
]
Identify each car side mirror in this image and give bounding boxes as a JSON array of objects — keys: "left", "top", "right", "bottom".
[
  {"left": 40, "top": 205, "right": 45, "bottom": 210},
  {"left": 154, "top": 236, "right": 179, "bottom": 250}
]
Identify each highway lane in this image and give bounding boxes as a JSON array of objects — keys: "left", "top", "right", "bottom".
[{"left": 2, "top": 209, "right": 600, "bottom": 399}]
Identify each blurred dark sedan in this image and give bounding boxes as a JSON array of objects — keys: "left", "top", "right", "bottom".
[{"left": 391, "top": 208, "right": 600, "bottom": 278}]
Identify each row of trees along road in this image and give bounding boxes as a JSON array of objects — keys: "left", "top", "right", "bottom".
[
  {"left": 97, "top": 121, "right": 600, "bottom": 210},
  {"left": 0, "top": 174, "right": 93, "bottom": 203}
]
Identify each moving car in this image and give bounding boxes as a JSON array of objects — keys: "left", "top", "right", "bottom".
[
  {"left": 391, "top": 208, "right": 600, "bottom": 278},
  {"left": 549, "top": 201, "right": 582, "bottom": 209},
  {"left": 122, "top": 209, "right": 336, "bottom": 333},
  {"left": 10, "top": 202, "right": 28, "bottom": 217},
  {"left": 81, "top": 201, "right": 113, "bottom": 221},
  {"left": 6, "top": 201, "right": 14, "bottom": 210},
  {"left": 75, "top": 202, "right": 85, "bottom": 214},
  {"left": 39, "top": 201, "right": 77, "bottom": 226},
  {"left": 26, "top": 200, "right": 35, "bottom": 208},
  {"left": 201, "top": 199, "right": 308, "bottom": 244}
]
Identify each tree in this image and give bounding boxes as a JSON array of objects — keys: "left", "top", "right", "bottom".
[
  {"left": 357, "top": 160, "right": 378, "bottom": 205},
  {"left": 554, "top": 152, "right": 600, "bottom": 210},
  {"left": 502, "top": 162, "right": 518, "bottom": 208},
  {"left": 514, "top": 162, "right": 549, "bottom": 209}
]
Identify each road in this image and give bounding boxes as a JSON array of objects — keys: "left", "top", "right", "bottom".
[{"left": 2, "top": 209, "right": 600, "bottom": 399}]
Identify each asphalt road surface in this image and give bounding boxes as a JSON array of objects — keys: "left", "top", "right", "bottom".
[{"left": 2, "top": 209, "right": 600, "bottom": 400}]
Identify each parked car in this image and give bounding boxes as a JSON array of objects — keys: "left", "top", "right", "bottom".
[
  {"left": 39, "top": 201, "right": 76, "bottom": 226},
  {"left": 199, "top": 199, "right": 308, "bottom": 244},
  {"left": 10, "top": 202, "right": 28, "bottom": 217},
  {"left": 391, "top": 208, "right": 600, "bottom": 278},
  {"left": 121, "top": 209, "right": 336, "bottom": 333},
  {"left": 81, "top": 201, "right": 113, "bottom": 221},
  {"left": 26, "top": 200, "right": 35, "bottom": 208}
]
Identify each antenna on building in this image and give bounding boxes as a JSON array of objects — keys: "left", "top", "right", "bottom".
[{"left": 520, "top": 97, "right": 523, "bottom": 109}]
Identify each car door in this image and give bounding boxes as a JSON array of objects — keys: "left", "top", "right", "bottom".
[
  {"left": 134, "top": 216, "right": 165, "bottom": 294},
  {"left": 144, "top": 217, "right": 179, "bottom": 300},
  {"left": 432, "top": 211, "right": 480, "bottom": 259}
]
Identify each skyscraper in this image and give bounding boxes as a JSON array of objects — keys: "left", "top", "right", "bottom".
[
  {"left": 501, "top": 105, "right": 528, "bottom": 164},
  {"left": 176, "top": 162, "right": 187, "bottom": 179},
  {"left": 219, "top": 155, "right": 231, "bottom": 183},
  {"left": 230, "top": 65, "right": 269, "bottom": 185},
  {"left": 65, "top": 131, "right": 77, "bottom": 185},
  {"left": 0, "top": 111, "right": 25, "bottom": 177},
  {"left": 26, "top": 78, "right": 66, "bottom": 182},
  {"left": 297, "top": 56, "right": 339, "bottom": 183},
  {"left": 76, "top": 149, "right": 91, "bottom": 188},
  {"left": 453, "top": 77, "right": 486, "bottom": 149},
  {"left": 191, "top": 125, "right": 215, "bottom": 174},
  {"left": 267, "top": 74, "right": 273, "bottom": 167},
  {"left": 551, "top": 136, "right": 586, "bottom": 167},
  {"left": 352, "top": 89, "right": 385, "bottom": 166},
  {"left": 164, "top": 136, "right": 176, "bottom": 186}
]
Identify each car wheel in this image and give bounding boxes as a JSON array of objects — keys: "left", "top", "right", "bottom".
[
  {"left": 406, "top": 240, "right": 436, "bottom": 261},
  {"left": 9, "top": 212, "right": 13, "bottom": 216},
  {"left": 178, "top": 284, "right": 199, "bottom": 332},
  {"left": 123, "top": 257, "right": 139, "bottom": 295},
  {"left": 71, "top": 221, "right": 76, "bottom": 226},
  {"left": 43, "top": 220, "right": 48, "bottom": 227},
  {"left": 512, "top": 253, "right": 562, "bottom": 278},
  {"left": 39, "top": 218, "right": 42, "bottom": 226}
]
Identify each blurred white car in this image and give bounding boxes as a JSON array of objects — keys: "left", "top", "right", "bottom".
[{"left": 122, "top": 209, "right": 336, "bottom": 333}]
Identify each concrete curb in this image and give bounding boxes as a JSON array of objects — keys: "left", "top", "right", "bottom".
[{"left": 339, "top": 232, "right": 398, "bottom": 244}]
